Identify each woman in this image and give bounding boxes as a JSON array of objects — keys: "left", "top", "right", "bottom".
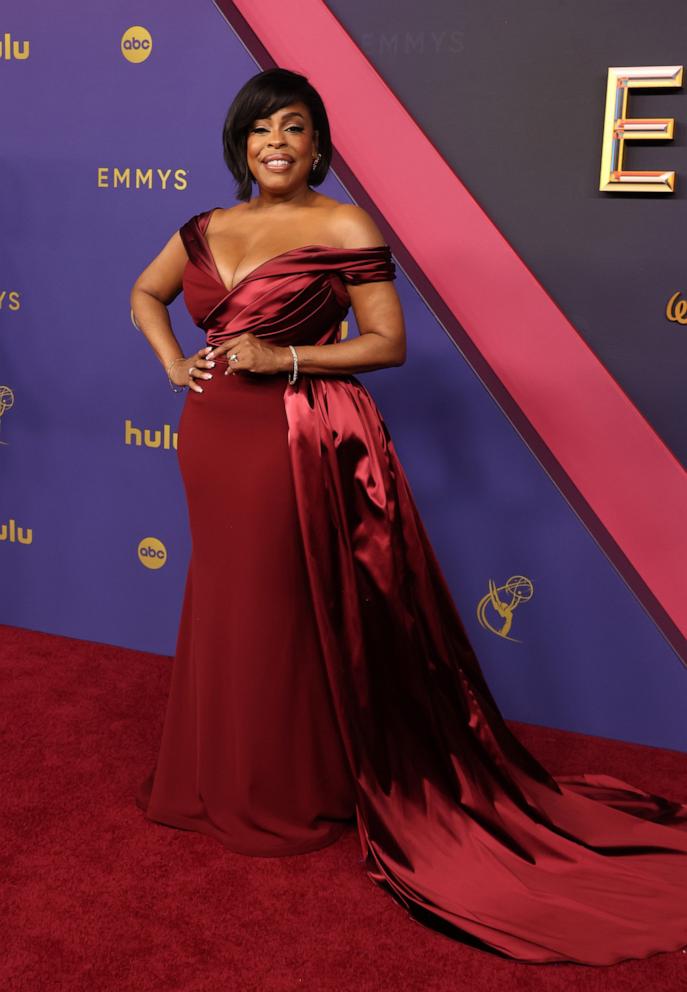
[{"left": 130, "top": 67, "right": 687, "bottom": 966}]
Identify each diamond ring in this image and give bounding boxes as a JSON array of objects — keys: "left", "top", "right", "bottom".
[{"left": 229, "top": 353, "right": 239, "bottom": 362}]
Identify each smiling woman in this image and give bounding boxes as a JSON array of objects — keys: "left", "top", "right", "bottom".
[{"left": 130, "top": 67, "right": 687, "bottom": 967}]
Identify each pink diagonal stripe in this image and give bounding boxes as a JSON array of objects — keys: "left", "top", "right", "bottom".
[{"left": 224, "top": 0, "right": 687, "bottom": 639}]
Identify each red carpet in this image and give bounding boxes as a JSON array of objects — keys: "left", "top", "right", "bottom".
[{"left": 2, "top": 622, "right": 686, "bottom": 991}]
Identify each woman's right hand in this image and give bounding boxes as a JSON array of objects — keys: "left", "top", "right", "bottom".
[{"left": 169, "top": 346, "right": 216, "bottom": 393}]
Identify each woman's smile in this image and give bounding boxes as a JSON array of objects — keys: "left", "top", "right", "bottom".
[{"left": 262, "top": 158, "right": 294, "bottom": 172}]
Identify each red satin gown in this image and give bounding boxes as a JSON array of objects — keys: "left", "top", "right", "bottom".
[{"left": 137, "top": 207, "right": 687, "bottom": 966}]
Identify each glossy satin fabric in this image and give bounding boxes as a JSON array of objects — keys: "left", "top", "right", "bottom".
[{"left": 160, "top": 208, "right": 687, "bottom": 965}]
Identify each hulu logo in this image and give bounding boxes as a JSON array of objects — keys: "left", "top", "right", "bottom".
[
  {"left": 0, "top": 519, "right": 32, "bottom": 544},
  {"left": 124, "top": 419, "right": 177, "bottom": 450},
  {"left": 0, "top": 33, "right": 30, "bottom": 60}
]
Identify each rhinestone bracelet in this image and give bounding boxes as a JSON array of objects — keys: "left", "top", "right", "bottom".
[{"left": 287, "top": 344, "right": 299, "bottom": 385}]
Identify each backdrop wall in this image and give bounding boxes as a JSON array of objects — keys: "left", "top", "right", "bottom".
[{"left": 1, "top": 0, "right": 685, "bottom": 751}]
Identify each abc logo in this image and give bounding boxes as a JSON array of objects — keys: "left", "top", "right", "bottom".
[
  {"left": 121, "top": 26, "right": 153, "bottom": 64},
  {"left": 137, "top": 536, "right": 167, "bottom": 570}
]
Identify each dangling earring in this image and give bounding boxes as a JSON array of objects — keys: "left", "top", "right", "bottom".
[{"left": 311, "top": 153, "right": 321, "bottom": 171}]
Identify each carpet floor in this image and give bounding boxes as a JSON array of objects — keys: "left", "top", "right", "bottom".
[{"left": 2, "top": 622, "right": 686, "bottom": 991}]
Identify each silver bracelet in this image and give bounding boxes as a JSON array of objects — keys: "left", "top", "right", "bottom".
[
  {"left": 287, "top": 344, "right": 299, "bottom": 385},
  {"left": 166, "top": 357, "right": 187, "bottom": 393}
]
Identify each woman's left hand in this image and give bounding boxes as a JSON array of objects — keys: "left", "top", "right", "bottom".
[{"left": 206, "top": 333, "right": 288, "bottom": 376}]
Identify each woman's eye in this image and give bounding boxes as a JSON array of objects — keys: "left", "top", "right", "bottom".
[{"left": 251, "top": 125, "right": 303, "bottom": 133}]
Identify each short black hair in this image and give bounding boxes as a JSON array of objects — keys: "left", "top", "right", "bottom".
[{"left": 222, "top": 67, "right": 332, "bottom": 202}]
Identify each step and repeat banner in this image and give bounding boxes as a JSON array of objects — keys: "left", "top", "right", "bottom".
[{"left": 1, "top": 1, "right": 685, "bottom": 751}]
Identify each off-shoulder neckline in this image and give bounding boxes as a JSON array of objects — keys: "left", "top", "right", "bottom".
[{"left": 196, "top": 208, "right": 390, "bottom": 294}]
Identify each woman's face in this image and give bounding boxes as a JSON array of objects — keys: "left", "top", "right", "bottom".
[{"left": 246, "top": 101, "right": 319, "bottom": 192}]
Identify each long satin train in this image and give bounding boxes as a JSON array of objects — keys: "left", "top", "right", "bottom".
[{"left": 284, "top": 371, "right": 687, "bottom": 966}]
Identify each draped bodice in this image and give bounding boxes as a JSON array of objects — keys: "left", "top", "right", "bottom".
[{"left": 179, "top": 208, "right": 397, "bottom": 349}]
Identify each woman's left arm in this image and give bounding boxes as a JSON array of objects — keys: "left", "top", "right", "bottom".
[{"left": 282, "top": 277, "right": 406, "bottom": 374}]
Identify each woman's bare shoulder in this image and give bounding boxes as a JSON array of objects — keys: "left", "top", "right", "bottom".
[{"left": 328, "top": 202, "right": 386, "bottom": 249}]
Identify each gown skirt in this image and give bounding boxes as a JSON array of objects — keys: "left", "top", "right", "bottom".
[
  {"left": 136, "top": 209, "right": 687, "bottom": 966},
  {"left": 136, "top": 357, "right": 357, "bottom": 855}
]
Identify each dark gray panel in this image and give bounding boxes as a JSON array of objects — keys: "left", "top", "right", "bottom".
[{"left": 327, "top": 0, "right": 687, "bottom": 463}]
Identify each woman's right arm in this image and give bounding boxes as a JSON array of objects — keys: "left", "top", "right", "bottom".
[{"left": 130, "top": 230, "right": 214, "bottom": 393}]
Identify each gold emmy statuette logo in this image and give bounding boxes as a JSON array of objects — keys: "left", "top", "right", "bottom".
[
  {"left": 0, "top": 32, "right": 30, "bottom": 60},
  {"left": 0, "top": 385, "right": 15, "bottom": 446},
  {"left": 666, "top": 292, "right": 687, "bottom": 325},
  {"left": 137, "top": 536, "right": 167, "bottom": 570},
  {"left": 121, "top": 26, "right": 152, "bottom": 64},
  {"left": 599, "top": 65, "right": 683, "bottom": 193},
  {"left": 476, "top": 574, "right": 534, "bottom": 643},
  {"left": 0, "top": 518, "right": 33, "bottom": 544}
]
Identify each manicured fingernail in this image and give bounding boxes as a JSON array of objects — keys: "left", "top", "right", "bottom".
[
  {"left": 208, "top": 362, "right": 215, "bottom": 368},
  {"left": 204, "top": 374, "right": 212, "bottom": 379}
]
